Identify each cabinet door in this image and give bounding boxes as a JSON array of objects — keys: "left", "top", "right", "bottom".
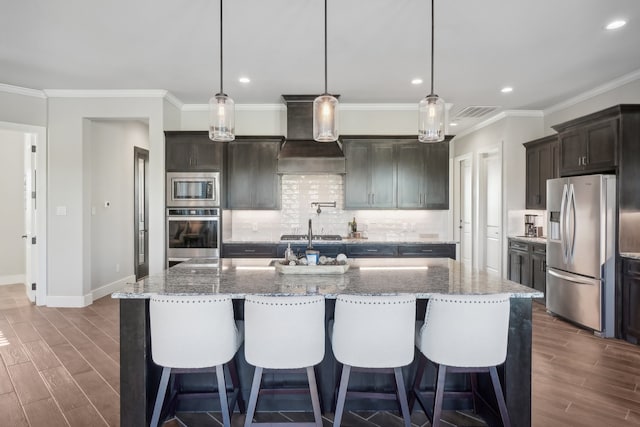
[
  {"left": 253, "top": 142, "right": 280, "bottom": 209},
  {"left": 344, "top": 142, "right": 372, "bottom": 208},
  {"left": 623, "top": 260, "right": 640, "bottom": 343},
  {"left": 369, "top": 143, "right": 395, "bottom": 208},
  {"left": 346, "top": 244, "right": 397, "bottom": 258},
  {"left": 508, "top": 249, "right": 530, "bottom": 286},
  {"left": 423, "top": 143, "right": 449, "bottom": 209},
  {"left": 396, "top": 144, "right": 423, "bottom": 208},
  {"left": 222, "top": 244, "right": 277, "bottom": 258},
  {"left": 559, "top": 129, "right": 585, "bottom": 176},
  {"left": 525, "top": 145, "right": 542, "bottom": 209},
  {"left": 226, "top": 142, "right": 254, "bottom": 208},
  {"left": 192, "top": 141, "right": 223, "bottom": 171},
  {"left": 165, "top": 132, "right": 223, "bottom": 171},
  {"left": 397, "top": 244, "right": 455, "bottom": 259},
  {"left": 531, "top": 251, "right": 546, "bottom": 300},
  {"left": 584, "top": 118, "right": 618, "bottom": 172}
]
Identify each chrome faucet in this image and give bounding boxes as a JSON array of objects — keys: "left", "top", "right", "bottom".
[{"left": 307, "top": 218, "right": 313, "bottom": 249}]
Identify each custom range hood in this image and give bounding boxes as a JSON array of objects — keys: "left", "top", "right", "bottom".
[{"left": 277, "top": 95, "right": 345, "bottom": 174}]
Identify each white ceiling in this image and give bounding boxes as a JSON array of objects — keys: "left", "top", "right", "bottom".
[{"left": 2, "top": 0, "right": 640, "bottom": 132}]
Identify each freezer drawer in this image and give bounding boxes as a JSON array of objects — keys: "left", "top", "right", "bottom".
[{"left": 546, "top": 268, "right": 603, "bottom": 332}]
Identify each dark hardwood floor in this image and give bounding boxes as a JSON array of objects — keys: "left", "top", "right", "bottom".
[{"left": 1, "top": 283, "right": 639, "bottom": 426}]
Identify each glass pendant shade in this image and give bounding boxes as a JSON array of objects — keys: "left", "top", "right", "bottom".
[
  {"left": 418, "top": 94, "right": 445, "bottom": 143},
  {"left": 313, "top": 94, "right": 339, "bottom": 142},
  {"left": 209, "top": 92, "right": 235, "bottom": 141}
]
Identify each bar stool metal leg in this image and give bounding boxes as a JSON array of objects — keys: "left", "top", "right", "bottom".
[
  {"left": 490, "top": 366, "right": 512, "bottom": 427},
  {"left": 216, "top": 364, "right": 231, "bottom": 427},
  {"left": 333, "top": 365, "right": 351, "bottom": 427},
  {"left": 432, "top": 364, "right": 447, "bottom": 427},
  {"left": 244, "top": 366, "right": 263, "bottom": 427},
  {"left": 306, "top": 366, "right": 323, "bottom": 427},
  {"left": 393, "top": 367, "right": 411, "bottom": 427},
  {"left": 150, "top": 367, "right": 171, "bottom": 427}
]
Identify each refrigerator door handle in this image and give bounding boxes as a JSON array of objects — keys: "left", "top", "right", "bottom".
[
  {"left": 560, "top": 183, "right": 569, "bottom": 263},
  {"left": 548, "top": 268, "right": 593, "bottom": 285},
  {"left": 568, "top": 183, "right": 577, "bottom": 263}
]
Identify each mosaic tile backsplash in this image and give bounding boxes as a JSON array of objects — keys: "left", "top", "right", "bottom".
[{"left": 227, "top": 175, "right": 450, "bottom": 241}]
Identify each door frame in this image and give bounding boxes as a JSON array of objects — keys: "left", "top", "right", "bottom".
[
  {"left": 453, "top": 153, "right": 473, "bottom": 265},
  {"left": 477, "top": 145, "right": 503, "bottom": 275},
  {"left": 1, "top": 121, "right": 47, "bottom": 305},
  {"left": 134, "top": 146, "right": 149, "bottom": 280}
]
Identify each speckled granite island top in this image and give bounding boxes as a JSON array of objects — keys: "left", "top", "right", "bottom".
[{"left": 112, "top": 257, "right": 542, "bottom": 299}]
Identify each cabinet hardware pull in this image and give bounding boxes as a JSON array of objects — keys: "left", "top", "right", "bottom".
[
  {"left": 578, "top": 157, "right": 581, "bottom": 166},
  {"left": 421, "top": 249, "right": 433, "bottom": 252},
  {"left": 366, "top": 249, "right": 377, "bottom": 252},
  {"left": 244, "top": 249, "right": 256, "bottom": 252},
  {"left": 582, "top": 156, "right": 587, "bottom": 165}
]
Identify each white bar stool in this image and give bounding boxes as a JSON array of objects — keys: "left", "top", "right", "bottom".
[
  {"left": 243, "top": 295, "right": 325, "bottom": 427},
  {"left": 330, "top": 294, "right": 416, "bottom": 427},
  {"left": 149, "top": 295, "right": 244, "bottom": 427},
  {"left": 412, "top": 293, "right": 512, "bottom": 427}
]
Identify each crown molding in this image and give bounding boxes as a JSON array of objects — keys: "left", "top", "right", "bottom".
[
  {"left": 43, "top": 89, "right": 170, "bottom": 98},
  {"left": 0, "top": 83, "right": 46, "bottom": 99},
  {"left": 163, "top": 91, "right": 183, "bottom": 109},
  {"left": 544, "top": 68, "right": 640, "bottom": 115},
  {"left": 453, "top": 110, "right": 543, "bottom": 140},
  {"left": 181, "top": 103, "right": 286, "bottom": 112}
]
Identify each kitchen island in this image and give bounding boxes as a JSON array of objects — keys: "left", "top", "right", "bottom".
[{"left": 113, "top": 258, "right": 541, "bottom": 427}]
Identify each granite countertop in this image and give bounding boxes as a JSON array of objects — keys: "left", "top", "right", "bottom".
[
  {"left": 621, "top": 252, "right": 640, "bottom": 260},
  {"left": 508, "top": 235, "right": 547, "bottom": 244},
  {"left": 112, "top": 257, "right": 541, "bottom": 300},
  {"left": 224, "top": 239, "right": 459, "bottom": 245}
]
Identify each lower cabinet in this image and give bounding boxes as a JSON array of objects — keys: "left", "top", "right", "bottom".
[
  {"left": 397, "top": 244, "right": 455, "bottom": 259},
  {"left": 346, "top": 244, "right": 398, "bottom": 258},
  {"left": 508, "top": 238, "right": 546, "bottom": 302},
  {"left": 623, "top": 258, "right": 640, "bottom": 344},
  {"left": 222, "top": 244, "right": 277, "bottom": 258},
  {"left": 276, "top": 244, "right": 346, "bottom": 258}
]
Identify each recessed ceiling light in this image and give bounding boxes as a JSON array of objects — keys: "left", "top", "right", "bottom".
[
  {"left": 501, "top": 87, "right": 513, "bottom": 93},
  {"left": 238, "top": 77, "right": 251, "bottom": 83},
  {"left": 449, "top": 122, "right": 458, "bottom": 127},
  {"left": 411, "top": 78, "right": 423, "bottom": 85},
  {"left": 605, "top": 20, "right": 626, "bottom": 30}
]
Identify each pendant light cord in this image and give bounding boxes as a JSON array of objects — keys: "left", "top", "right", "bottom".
[
  {"left": 219, "top": 0, "right": 224, "bottom": 94},
  {"left": 430, "top": 0, "right": 435, "bottom": 96},
  {"left": 324, "top": 0, "right": 328, "bottom": 95}
]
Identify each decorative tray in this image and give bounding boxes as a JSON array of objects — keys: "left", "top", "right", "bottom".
[{"left": 274, "top": 262, "right": 350, "bottom": 275}]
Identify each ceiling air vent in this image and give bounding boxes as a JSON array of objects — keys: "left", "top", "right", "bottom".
[{"left": 454, "top": 106, "right": 499, "bottom": 119}]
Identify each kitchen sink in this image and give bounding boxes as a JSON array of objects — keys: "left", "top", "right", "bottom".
[{"left": 280, "top": 234, "right": 343, "bottom": 241}]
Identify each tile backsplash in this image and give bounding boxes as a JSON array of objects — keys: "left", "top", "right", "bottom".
[{"left": 226, "top": 175, "right": 451, "bottom": 241}]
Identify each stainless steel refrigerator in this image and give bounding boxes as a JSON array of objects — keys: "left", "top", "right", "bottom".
[{"left": 546, "top": 174, "right": 616, "bottom": 337}]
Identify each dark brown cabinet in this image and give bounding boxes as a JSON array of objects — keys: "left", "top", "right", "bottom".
[
  {"left": 165, "top": 131, "right": 224, "bottom": 171},
  {"left": 344, "top": 136, "right": 450, "bottom": 210},
  {"left": 396, "top": 141, "right": 450, "bottom": 209},
  {"left": 344, "top": 139, "right": 396, "bottom": 208},
  {"left": 622, "top": 258, "right": 640, "bottom": 344},
  {"left": 507, "top": 239, "right": 547, "bottom": 302},
  {"left": 226, "top": 137, "right": 282, "bottom": 210},
  {"left": 524, "top": 135, "right": 558, "bottom": 209},
  {"left": 553, "top": 115, "right": 618, "bottom": 177},
  {"left": 508, "top": 239, "right": 531, "bottom": 287}
]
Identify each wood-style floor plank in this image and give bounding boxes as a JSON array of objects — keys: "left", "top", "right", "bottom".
[
  {"left": 0, "top": 391, "right": 29, "bottom": 427},
  {"left": 22, "top": 397, "right": 69, "bottom": 427},
  {"left": 72, "top": 370, "right": 120, "bottom": 426},
  {"left": 7, "top": 361, "right": 51, "bottom": 404}
]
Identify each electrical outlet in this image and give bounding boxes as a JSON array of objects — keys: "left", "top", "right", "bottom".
[{"left": 252, "top": 223, "right": 258, "bottom": 231}]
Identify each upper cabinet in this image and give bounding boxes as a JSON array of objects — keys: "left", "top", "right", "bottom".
[
  {"left": 165, "top": 131, "right": 224, "bottom": 171},
  {"left": 343, "top": 139, "right": 396, "bottom": 209},
  {"left": 524, "top": 135, "right": 559, "bottom": 209},
  {"left": 552, "top": 111, "right": 619, "bottom": 177},
  {"left": 343, "top": 136, "right": 450, "bottom": 210},
  {"left": 397, "top": 142, "right": 449, "bottom": 209},
  {"left": 226, "top": 137, "right": 283, "bottom": 210}
]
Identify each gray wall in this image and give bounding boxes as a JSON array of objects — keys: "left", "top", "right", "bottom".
[
  {"left": 89, "top": 120, "right": 149, "bottom": 292},
  {"left": 0, "top": 128, "right": 25, "bottom": 282}
]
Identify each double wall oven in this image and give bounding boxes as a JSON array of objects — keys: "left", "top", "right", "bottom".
[{"left": 166, "top": 172, "right": 220, "bottom": 266}]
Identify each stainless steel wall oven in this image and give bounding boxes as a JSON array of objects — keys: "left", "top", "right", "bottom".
[
  {"left": 166, "top": 208, "right": 220, "bottom": 265},
  {"left": 166, "top": 172, "right": 220, "bottom": 207}
]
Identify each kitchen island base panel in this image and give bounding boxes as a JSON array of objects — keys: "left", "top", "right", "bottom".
[{"left": 119, "top": 298, "right": 531, "bottom": 427}]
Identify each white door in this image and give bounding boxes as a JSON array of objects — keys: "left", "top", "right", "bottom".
[
  {"left": 460, "top": 158, "right": 472, "bottom": 265},
  {"left": 481, "top": 152, "right": 502, "bottom": 275},
  {"left": 23, "top": 135, "right": 37, "bottom": 302}
]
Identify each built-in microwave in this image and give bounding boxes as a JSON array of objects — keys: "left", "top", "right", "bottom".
[{"left": 166, "top": 172, "right": 220, "bottom": 207}]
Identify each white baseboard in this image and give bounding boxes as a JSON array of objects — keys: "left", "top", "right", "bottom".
[
  {"left": 92, "top": 275, "right": 136, "bottom": 301},
  {"left": 0, "top": 274, "right": 26, "bottom": 286},
  {"left": 46, "top": 294, "right": 93, "bottom": 308}
]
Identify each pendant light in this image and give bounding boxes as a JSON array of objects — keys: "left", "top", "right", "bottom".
[
  {"left": 313, "top": 0, "right": 339, "bottom": 142},
  {"left": 209, "top": 0, "right": 235, "bottom": 141},
  {"left": 418, "top": 0, "right": 445, "bottom": 143}
]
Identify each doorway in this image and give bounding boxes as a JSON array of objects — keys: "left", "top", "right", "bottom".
[
  {"left": 0, "top": 121, "right": 47, "bottom": 304},
  {"left": 134, "top": 147, "right": 149, "bottom": 280},
  {"left": 454, "top": 154, "right": 473, "bottom": 266},
  {"left": 478, "top": 149, "right": 502, "bottom": 275}
]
